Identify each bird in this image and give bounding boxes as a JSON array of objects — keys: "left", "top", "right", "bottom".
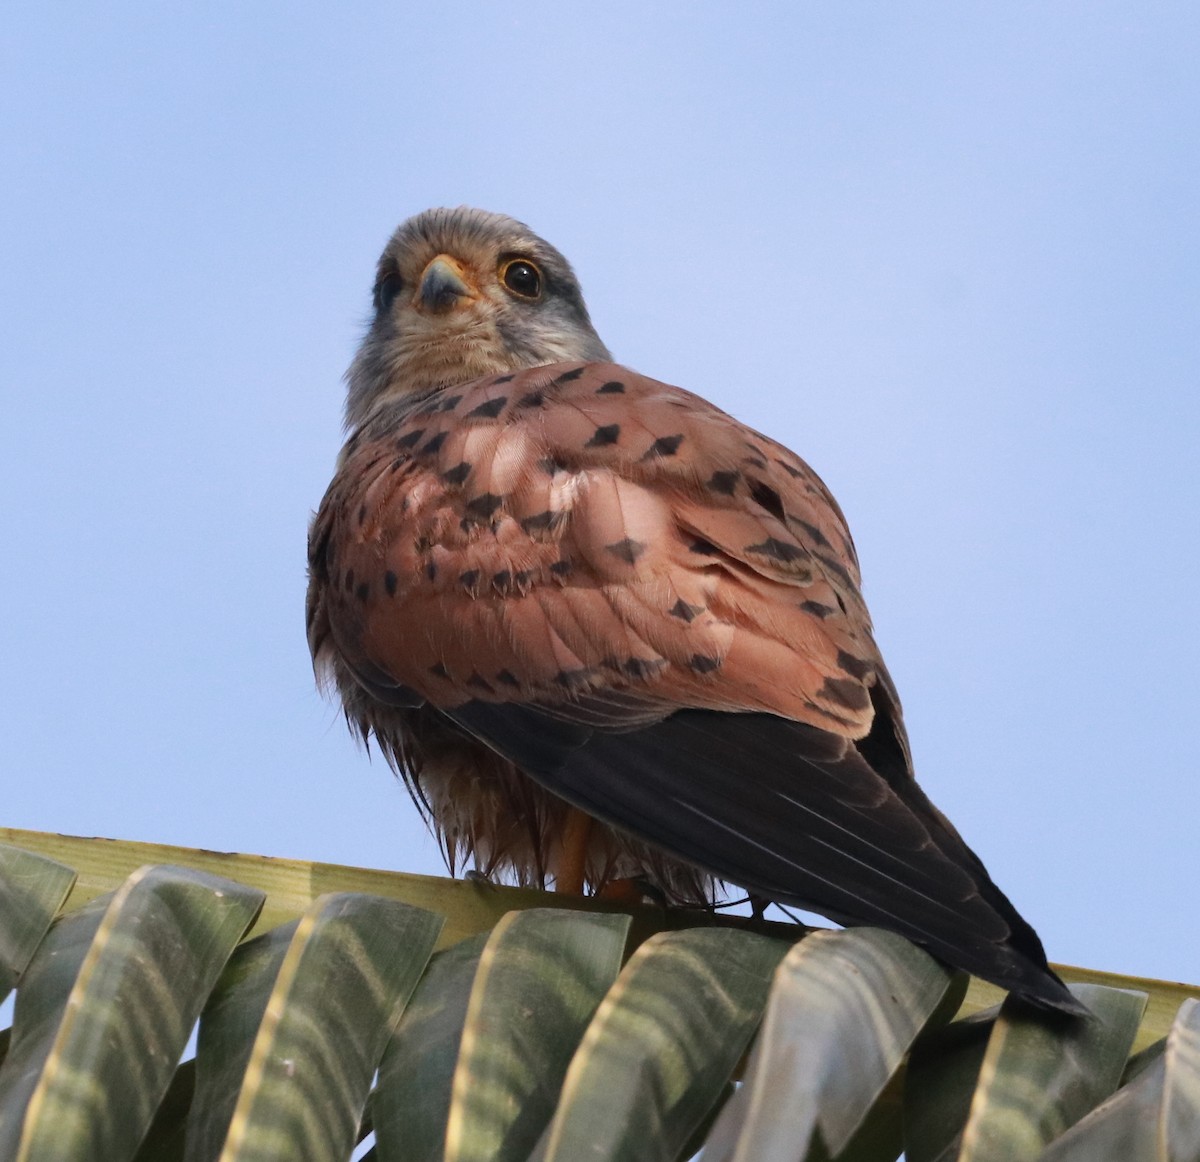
[{"left": 307, "top": 206, "right": 1082, "bottom": 1015}]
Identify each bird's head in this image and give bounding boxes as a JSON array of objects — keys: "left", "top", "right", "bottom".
[{"left": 344, "top": 207, "right": 611, "bottom": 429}]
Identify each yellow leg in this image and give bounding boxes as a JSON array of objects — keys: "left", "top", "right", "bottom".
[
  {"left": 556, "top": 808, "right": 593, "bottom": 896},
  {"left": 596, "top": 878, "right": 644, "bottom": 905}
]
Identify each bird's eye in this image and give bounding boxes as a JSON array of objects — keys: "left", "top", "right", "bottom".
[
  {"left": 375, "top": 270, "right": 404, "bottom": 313},
  {"left": 500, "top": 259, "right": 542, "bottom": 300}
]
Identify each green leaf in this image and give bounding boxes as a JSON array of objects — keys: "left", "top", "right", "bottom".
[
  {"left": 676, "top": 1082, "right": 735, "bottom": 1162},
  {"left": 538, "top": 928, "right": 788, "bottom": 1162},
  {"left": 444, "top": 908, "right": 631, "bottom": 1162},
  {"left": 0, "top": 845, "right": 76, "bottom": 1003},
  {"left": 1038, "top": 1056, "right": 1164, "bottom": 1161},
  {"left": 958, "top": 963, "right": 1193, "bottom": 1055},
  {"left": 1041, "top": 996, "right": 1200, "bottom": 1162},
  {"left": 0, "top": 826, "right": 666, "bottom": 954},
  {"left": 217, "top": 893, "right": 442, "bottom": 1162},
  {"left": 0, "top": 896, "right": 109, "bottom": 1154},
  {"left": 957, "top": 983, "right": 1147, "bottom": 1162},
  {"left": 1121, "top": 1035, "right": 1168, "bottom": 1085},
  {"left": 133, "top": 1059, "right": 196, "bottom": 1162},
  {"left": 0, "top": 865, "right": 263, "bottom": 1162},
  {"left": 1162, "top": 999, "right": 1200, "bottom": 1162},
  {"left": 373, "top": 932, "right": 489, "bottom": 1162},
  {"left": 904, "top": 1008, "right": 998, "bottom": 1162},
  {"left": 183, "top": 922, "right": 298, "bottom": 1162},
  {"left": 5, "top": 828, "right": 1195, "bottom": 1057},
  {"left": 702, "top": 927, "right": 957, "bottom": 1162}
]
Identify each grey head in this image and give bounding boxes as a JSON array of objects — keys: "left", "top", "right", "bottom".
[{"left": 344, "top": 207, "right": 612, "bottom": 430}]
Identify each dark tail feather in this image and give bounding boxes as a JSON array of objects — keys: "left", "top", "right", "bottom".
[{"left": 450, "top": 700, "right": 1084, "bottom": 1016}]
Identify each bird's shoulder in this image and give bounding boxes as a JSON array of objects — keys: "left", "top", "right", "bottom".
[{"left": 308, "top": 362, "right": 883, "bottom": 737}]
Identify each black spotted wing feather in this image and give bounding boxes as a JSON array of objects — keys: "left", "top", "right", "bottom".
[{"left": 311, "top": 362, "right": 880, "bottom": 730}]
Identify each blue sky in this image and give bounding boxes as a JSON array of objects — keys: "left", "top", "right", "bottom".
[{"left": 3, "top": 3, "right": 1197, "bottom": 986}]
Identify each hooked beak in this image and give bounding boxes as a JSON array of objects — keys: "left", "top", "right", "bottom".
[{"left": 417, "top": 255, "right": 476, "bottom": 314}]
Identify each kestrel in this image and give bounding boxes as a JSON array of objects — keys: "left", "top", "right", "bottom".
[{"left": 308, "top": 207, "right": 1080, "bottom": 1014}]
